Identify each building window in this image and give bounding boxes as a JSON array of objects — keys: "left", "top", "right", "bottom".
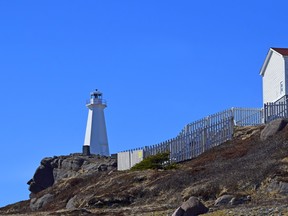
[{"left": 280, "top": 81, "right": 284, "bottom": 94}]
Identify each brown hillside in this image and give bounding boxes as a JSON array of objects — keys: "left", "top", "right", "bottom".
[{"left": 1, "top": 124, "right": 288, "bottom": 215}]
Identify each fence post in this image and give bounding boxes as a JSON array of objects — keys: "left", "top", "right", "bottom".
[
  {"left": 263, "top": 103, "right": 267, "bottom": 123},
  {"left": 230, "top": 116, "right": 234, "bottom": 139},
  {"left": 202, "top": 118, "right": 207, "bottom": 153},
  {"left": 231, "top": 107, "right": 235, "bottom": 125}
]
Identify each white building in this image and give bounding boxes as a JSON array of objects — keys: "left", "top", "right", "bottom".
[
  {"left": 260, "top": 47, "right": 288, "bottom": 104},
  {"left": 83, "top": 89, "right": 110, "bottom": 156}
]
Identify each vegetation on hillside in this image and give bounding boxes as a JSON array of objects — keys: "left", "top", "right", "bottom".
[{"left": 130, "top": 152, "right": 177, "bottom": 170}]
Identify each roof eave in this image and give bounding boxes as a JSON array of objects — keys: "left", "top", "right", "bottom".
[
  {"left": 260, "top": 48, "right": 273, "bottom": 76},
  {"left": 271, "top": 47, "right": 288, "bottom": 56}
]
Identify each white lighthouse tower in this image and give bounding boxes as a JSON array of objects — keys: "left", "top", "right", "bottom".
[{"left": 83, "top": 89, "right": 110, "bottom": 156}]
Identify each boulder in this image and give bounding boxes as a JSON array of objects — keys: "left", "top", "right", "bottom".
[
  {"left": 66, "top": 195, "right": 78, "bottom": 210},
  {"left": 30, "top": 193, "right": 54, "bottom": 211},
  {"left": 41, "top": 157, "right": 54, "bottom": 166},
  {"left": 214, "top": 194, "right": 251, "bottom": 206},
  {"left": 27, "top": 164, "right": 54, "bottom": 194},
  {"left": 98, "top": 164, "right": 108, "bottom": 171},
  {"left": 53, "top": 157, "right": 86, "bottom": 181},
  {"left": 172, "top": 207, "right": 185, "bottom": 216},
  {"left": 214, "top": 195, "right": 234, "bottom": 206},
  {"left": 172, "top": 196, "right": 208, "bottom": 216},
  {"left": 61, "top": 157, "right": 85, "bottom": 171},
  {"left": 28, "top": 181, "right": 45, "bottom": 195},
  {"left": 260, "top": 118, "right": 288, "bottom": 141},
  {"left": 229, "top": 195, "right": 251, "bottom": 205}
]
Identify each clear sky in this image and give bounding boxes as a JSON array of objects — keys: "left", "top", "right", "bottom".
[{"left": 0, "top": 0, "right": 287, "bottom": 207}]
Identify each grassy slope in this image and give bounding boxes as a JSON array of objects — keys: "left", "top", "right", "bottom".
[{"left": 1, "top": 125, "right": 288, "bottom": 215}]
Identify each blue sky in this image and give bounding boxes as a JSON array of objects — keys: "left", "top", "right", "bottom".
[{"left": 0, "top": 0, "right": 287, "bottom": 207}]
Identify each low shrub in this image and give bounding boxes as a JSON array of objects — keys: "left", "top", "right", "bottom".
[{"left": 131, "top": 152, "right": 177, "bottom": 171}]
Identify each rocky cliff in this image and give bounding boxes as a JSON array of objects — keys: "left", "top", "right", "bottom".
[
  {"left": 27, "top": 154, "right": 117, "bottom": 195},
  {"left": 1, "top": 120, "right": 288, "bottom": 215}
]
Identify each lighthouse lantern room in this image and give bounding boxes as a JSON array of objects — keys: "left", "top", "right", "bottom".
[{"left": 83, "top": 89, "right": 110, "bottom": 156}]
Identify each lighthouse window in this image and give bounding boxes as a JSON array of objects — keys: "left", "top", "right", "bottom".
[{"left": 280, "top": 81, "right": 284, "bottom": 94}]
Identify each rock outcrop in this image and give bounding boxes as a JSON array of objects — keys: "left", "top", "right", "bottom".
[
  {"left": 30, "top": 194, "right": 54, "bottom": 211},
  {"left": 214, "top": 195, "right": 234, "bottom": 206},
  {"left": 27, "top": 154, "right": 117, "bottom": 194},
  {"left": 214, "top": 194, "right": 251, "bottom": 206},
  {"left": 260, "top": 118, "right": 288, "bottom": 141},
  {"left": 172, "top": 196, "right": 208, "bottom": 216},
  {"left": 27, "top": 157, "right": 55, "bottom": 194}
]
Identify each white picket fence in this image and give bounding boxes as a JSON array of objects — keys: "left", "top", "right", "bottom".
[
  {"left": 264, "top": 102, "right": 288, "bottom": 123},
  {"left": 117, "top": 107, "right": 263, "bottom": 170},
  {"left": 233, "top": 107, "right": 263, "bottom": 126}
]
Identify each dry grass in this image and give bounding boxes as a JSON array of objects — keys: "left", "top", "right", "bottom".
[{"left": 2, "top": 125, "right": 288, "bottom": 215}]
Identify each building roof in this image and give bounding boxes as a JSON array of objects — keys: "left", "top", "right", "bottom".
[
  {"left": 260, "top": 47, "right": 288, "bottom": 76},
  {"left": 271, "top": 47, "right": 288, "bottom": 56}
]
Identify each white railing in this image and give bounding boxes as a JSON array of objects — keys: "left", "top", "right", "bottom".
[
  {"left": 118, "top": 107, "right": 263, "bottom": 170},
  {"left": 232, "top": 107, "right": 264, "bottom": 126},
  {"left": 86, "top": 98, "right": 107, "bottom": 105},
  {"left": 264, "top": 102, "right": 288, "bottom": 123},
  {"left": 144, "top": 109, "right": 235, "bottom": 162}
]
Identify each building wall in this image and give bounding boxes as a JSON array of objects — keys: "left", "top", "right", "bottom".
[
  {"left": 263, "top": 51, "right": 285, "bottom": 103},
  {"left": 285, "top": 57, "right": 288, "bottom": 96},
  {"left": 117, "top": 149, "right": 144, "bottom": 171}
]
